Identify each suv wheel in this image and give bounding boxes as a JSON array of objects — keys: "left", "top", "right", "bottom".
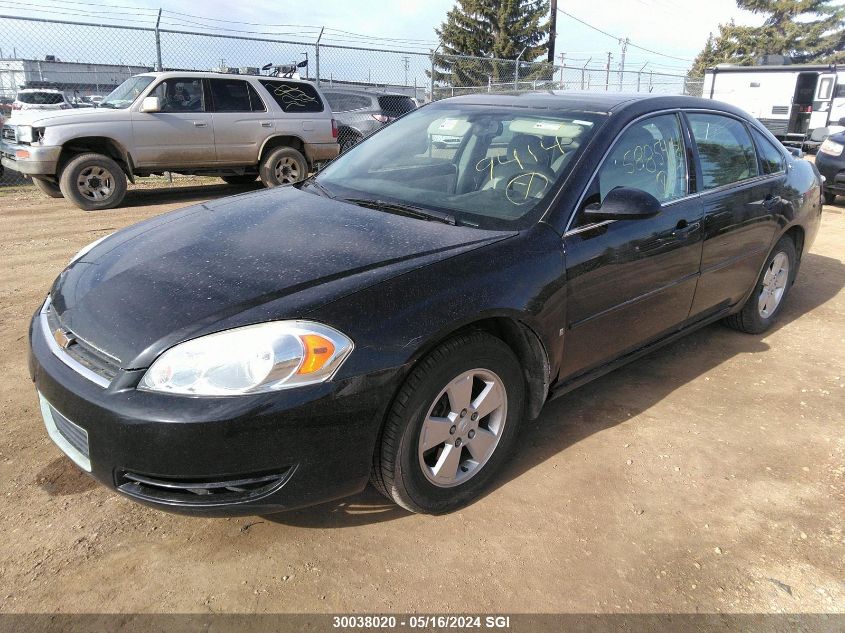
[
  {"left": 59, "top": 153, "right": 127, "bottom": 211},
  {"left": 31, "top": 176, "right": 63, "bottom": 198},
  {"left": 371, "top": 331, "right": 525, "bottom": 514},
  {"left": 259, "top": 147, "right": 308, "bottom": 187}
]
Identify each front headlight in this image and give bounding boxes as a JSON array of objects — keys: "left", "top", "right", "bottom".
[
  {"left": 139, "top": 321, "right": 354, "bottom": 396},
  {"left": 819, "top": 138, "right": 844, "bottom": 157},
  {"left": 16, "top": 126, "right": 34, "bottom": 143}
]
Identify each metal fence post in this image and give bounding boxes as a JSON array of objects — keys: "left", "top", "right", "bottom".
[
  {"left": 315, "top": 26, "right": 324, "bottom": 86},
  {"left": 605, "top": 52, "right": 611, "bottom": 91},
  {"left": 514, "top": 47, "right": 526, "bottom": 90},
  {"left": 154, "top": 8, "right": 162, "bottom": 71},
  {"left": 430, "top": 44, "right": 441, "bottom": 102}
]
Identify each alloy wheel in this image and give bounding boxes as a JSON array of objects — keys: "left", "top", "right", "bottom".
[{"left": 758, "top": 251, "right": 790, "bottom": 318}]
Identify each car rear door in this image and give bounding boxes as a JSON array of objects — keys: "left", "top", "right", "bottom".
[
  {"left": 208, "top": 78, "right": 273, "bottom": 165},
  {"left": 131, "top": 77, "right": 215, "bottom": 168},
  {"left": 684, "top": 112, "right": 782, "bottom": 318},
  {"left": 560, "top": 112, "right": 704, "bottom": 377}
]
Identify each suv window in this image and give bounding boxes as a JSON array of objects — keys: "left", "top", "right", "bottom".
[
  {"left": 209, "top": 78, "right": 266, "bottom": 112},
  {"left": 687, "top": 113, "right": 759, "bottom": 189},
  {"left": 324, "top": 93, "right": 371, "bottom": 112},
  {"left": 17, "top": 92, "right": 65, "bottom": 105},
  {"left": 597, "top": 113, "right": 688, "bottom": 204},
  {"left": 259, "top": 80, "right": 323, "bottom": 113},
  {"left": 378, "top": 95, "right": 416, "bottom": 116},
  {"left": 150, "top": 78, "right": 205, "bottom": 113},
  {"left": 751, "top": 128, "right": 785, "bottom": 174}
]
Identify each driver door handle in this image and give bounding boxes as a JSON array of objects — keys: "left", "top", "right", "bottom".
[{"left": 193, "top": 121, "right": 208, "bottom": 128}]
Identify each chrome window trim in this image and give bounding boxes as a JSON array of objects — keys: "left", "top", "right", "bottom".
[
  {"left": 38, "top": 393, "right": 92, "bottom": 472},
  {"left": 563, "top": 107, "right": 788, "bottom": 236},
  {"left": 40, "top": 297, "right": 111, "bottom": 388}
]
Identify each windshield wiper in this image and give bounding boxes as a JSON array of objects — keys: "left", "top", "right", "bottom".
[
  {"left": 342, "top": 198, "right": 456, "bottom": 226},
  {"left": 302, "top": 178, "right": 334, "bottom": 198}
]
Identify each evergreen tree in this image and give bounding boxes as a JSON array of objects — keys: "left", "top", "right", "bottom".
[
  {"left": 689, "top": 0, "right": 845, "bottom": 77},
  {"left": 432, "top": 0, "right": 552, "bottom": 90}
]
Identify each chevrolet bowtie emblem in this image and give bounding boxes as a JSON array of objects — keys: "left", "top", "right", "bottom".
[{"left": 53, "top": 328, "right": 74, "bottom": 350}]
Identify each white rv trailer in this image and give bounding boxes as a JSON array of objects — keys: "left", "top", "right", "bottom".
[{"left": 703, "top": 63, "right": 845, "bottom": 148}]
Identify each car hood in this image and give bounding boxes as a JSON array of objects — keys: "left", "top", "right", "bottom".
[
  {"left": 50, "top": 186, "right": 514, "bottom": 367},
  {"left": 9, "top": 107, "right": 125, "bottom": 126}
]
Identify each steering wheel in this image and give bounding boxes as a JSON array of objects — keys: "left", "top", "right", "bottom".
[{"left": 494, "top": 165, "right": 556, "bottom": 206}]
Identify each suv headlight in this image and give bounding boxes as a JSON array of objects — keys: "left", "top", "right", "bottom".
[
  {"left": 819, "top": 138, "right": 844, "bottom": 157},
  {"left": 16, "top": 125, "right": 35, "bottom": 143},
  {"left": 139, "top": 321, "right": 354, "bottom": 396}
]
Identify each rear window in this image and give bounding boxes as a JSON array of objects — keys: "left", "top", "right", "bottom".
[
  {"left": 378, "top": 95, "right": 416, "bottom": 116},
  {"left": 324, "top": 92, "right": 372, "bottom": 112},
  {"left": 258, "top": 80, "right": 324, "bottom": 113},
  {"left": 17, "top": 92, "right": 65, "bottom": 105}
]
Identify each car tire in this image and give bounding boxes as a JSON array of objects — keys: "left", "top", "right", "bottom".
[
  {"left": 258, "top": 147, "right": 308, "bottom": 188},
  {"left": 371, "top": 331, "right": 525, "bottom": 514},
  {"left": 823, "top": 191, "right": 837, "bottom": 205},
  {"left": 58, "top": 153, "right": 127, "bottom": 211},
  {"left": 220, "top": 175, "right": 259, "bottom": 185},
  {"left": 31, "top": 176, "right": 63, "bottom": 198},
  {"left": 723, "top": 236, "right": 797, "bottom": 334}
]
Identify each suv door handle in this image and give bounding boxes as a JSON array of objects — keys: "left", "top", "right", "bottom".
[
  {"left": 260, "top": 121, "right": 273, "bottom": 128},
  {"left": 193, "top": 121, "right": 208, "bottom": 127},
  {"left": 763, "top": 194, "right": 782, "bottom": 209}
]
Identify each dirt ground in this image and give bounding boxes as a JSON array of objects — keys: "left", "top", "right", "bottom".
[{"left": 0, "top": 178, "right": 843, "bottom": 616}]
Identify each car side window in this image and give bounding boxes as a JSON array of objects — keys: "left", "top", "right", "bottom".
[
  {"left": 597, "top": 113, "right": 688, "bottom": 204},
  {"left": 258, "top": 80, "right": 324, "bottom": 113},
  {"left": 687, "top": 113, "right": 759, "bottom": 189},
  {"left": 209, "top": 79, "right": 252, "bottom": 112},
  {"left": 751, "top": 128, "right": 786, "bottom": 174},
  {"left": 150, "top": 78, "right": 205, "bottom": 113},
  {"left": 246, "top": 83, "right": 266, "bottom": 112}
]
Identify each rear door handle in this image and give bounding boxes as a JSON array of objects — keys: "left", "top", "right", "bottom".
[
  {"left": 764, "top": 194, "right": 782, "bottom": 209},
  {"left": 193, "top": 121, "right": 208, "bottom": 127},
  {"left": 260, "top": 121, "right": 273, "bottom": 128},
  {"left": 671, "top": 219, "right": 700, "bottom": 238}
]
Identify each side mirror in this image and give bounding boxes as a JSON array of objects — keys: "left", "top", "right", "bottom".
[
  {"left": 786, "top": 146, "right": 803, "bottom": 158},
  {"left": 140, "top": 96, "right": 161, "bottom": 113},
  {"left": 584, "top": 186, "right": 662, "bottom": 222}
]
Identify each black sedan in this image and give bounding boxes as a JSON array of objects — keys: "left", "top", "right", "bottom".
[
  {"left": 816, "top": 128, "right": 845, "bottom": 205},
  {"left": 28, "top": 92, "right": 823, "bottom": 515}
]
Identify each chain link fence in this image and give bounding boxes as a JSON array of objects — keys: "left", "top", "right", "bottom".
[{"left": 0, "top": 14, "right": 699, "bottom": 188}]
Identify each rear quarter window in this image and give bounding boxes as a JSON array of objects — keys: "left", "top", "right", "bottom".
[
  {"left": 258, "top": 80, "right": 324, "bottom": 113},
  {"left": 687, "top": 113, "right": 759, "bottom": 189},
  {"left": 18, "top": 92, "right": 65, "bottom": 104},
  {"left": 378, "top": 95, "right": 416, "bottom": 116}
]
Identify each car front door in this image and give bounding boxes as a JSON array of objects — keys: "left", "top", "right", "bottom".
[
  {"left": 131, "top": 77, "right": 215, "bottom": 168},
  {"left": 208, "top": 78, "right": 273, "bottom": 165},
  {"left": 560, "top": 112, "right": 704, "bottom": 378},
  {"left": 684, "top": 112, "right": 782, "bottom": 318}
]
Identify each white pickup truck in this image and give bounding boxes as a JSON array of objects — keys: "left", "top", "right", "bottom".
[{"left": 0, "top": 71, "right": 339, "bottom": 210}]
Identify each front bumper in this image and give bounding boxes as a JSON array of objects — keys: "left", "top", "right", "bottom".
[
  {"left": 0, "top": 140, "right": 61, "bottom": 176},
  {"left": 28, "top": 304, "right": 399, "bottom": 516},
  {"left": 816, "top": 152, "right": 845, "bottom": 194}
]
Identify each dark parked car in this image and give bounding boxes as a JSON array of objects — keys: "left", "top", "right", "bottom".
[
  {"left": 29, "top": 92, "right": 823, "bottom": 516},
  {"left": 321, "top": 88, "right": 416, "bottom": 151},
  {"left": 816, "top": 126, "right": 845, "bottom": 205}
]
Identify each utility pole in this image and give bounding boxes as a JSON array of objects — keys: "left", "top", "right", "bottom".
[
  {"left": 315, "top": 27, "right": 324, "bottom": 86},
  {"left": 547, "top": 0, "right": 557, "bottom": 63},
  {"left": 154, "top": 8, "right": 162, "bottom": 71},
  {"left": 618, "top": 37, "right": 629, "bottom": 91},
  {"left": 605, "top": 52, "right": 612, "bottom": 91},
  {"left": 401, "top": 55, "right": 410, "bottom": 86}
]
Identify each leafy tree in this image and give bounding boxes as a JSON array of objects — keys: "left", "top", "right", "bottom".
[
  {"left": 689, "top": 0, "right": 845, "bottom": 77},
  {"left": 432, "top": 0, "right": 552, "bottom": 90}
]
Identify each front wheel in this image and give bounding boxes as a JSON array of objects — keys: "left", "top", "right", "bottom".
[
  {"left": 31, "top": 176, "right": 63, "bottom": 198},
  {"left": 371, "top": 331, "right": 525, "bottom": 514},
  {"left": 723, "top": 236, "right": 797, "bottom": 334},
  {"left": 259, "top": 147, "right": 308, "bottom": 187},
  {"left": 58, "top": 153, "right": 127, "bottom": 211}
]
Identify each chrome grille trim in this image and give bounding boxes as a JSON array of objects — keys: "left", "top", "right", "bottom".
[
  {"left": 40, "top": 297, "right": 111, "bottom": 388},
  {"left": 1, "top": 125, "right": 15, "bottom": 142}
]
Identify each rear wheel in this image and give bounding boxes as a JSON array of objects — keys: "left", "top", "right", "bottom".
[
  {"left": 220, "top": 174, "right": 259, "bottom": 185},
  {"left": 258, "top": 147, "right": 308, "bottom": 188},
  {"left": 723, "top": 236, "right": 797, "bottom": 334},
  {"left": 371, "top": 331, "right": 525, "bottom": 514},
  {"left": 31, "top": 176, "right": 63, "bottom": 198},
  {"left": 58, "top": 153, "right": 127, "bottom": 211},
  {"left": 824, "top": 191, "right": 837, "bottom": 205}
]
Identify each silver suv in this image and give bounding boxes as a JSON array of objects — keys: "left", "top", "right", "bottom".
[{"left": 0, "top": 72, "right": 339, "bottom": 210}]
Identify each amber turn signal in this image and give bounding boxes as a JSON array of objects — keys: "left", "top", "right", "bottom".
[{"left": 297, "top": 334, "right": 336, "bottom": 374}]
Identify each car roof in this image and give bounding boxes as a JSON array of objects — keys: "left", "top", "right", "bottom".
[
  {"left": 436, "top": 91, "right": 742, "bottom": 116},
  {"left": 136, "top": 71, "right": 311, "bottom": 84},
  {"left": 321, "top": 88, "right": 409, "bottom": 98}
]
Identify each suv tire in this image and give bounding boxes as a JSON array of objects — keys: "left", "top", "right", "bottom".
[
  {"left": 59, "top": 153, "right": 127, "bottom": 211},
  {"left": 31, "top": 176, "right": 63, "bottom": 198},
  {"left": 259, "top": 147, "right": 308, "bottom": 187}
]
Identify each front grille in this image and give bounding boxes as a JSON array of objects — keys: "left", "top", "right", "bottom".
[
  {"left": 116, "top": 469, "right": 294, "bottom": 506},
  {"left": 44, "top": 302, "right": 120, "bottom": 383},
  {"left": 1, "top": 125, "right": 15, "bottom": 142},
  {"left": 50, "top": 404, "right": 90, "bottom": 459}
]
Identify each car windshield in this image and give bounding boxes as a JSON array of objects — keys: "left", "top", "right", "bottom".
[
  {"left": 17, "top": 92, "right": 65, "bottom": 105},
  {"left": 99, "top": 76, "right": 155, "bottom": 109},
  {"left": 314, "top": 104, "right": 603, "bottom": 229}
]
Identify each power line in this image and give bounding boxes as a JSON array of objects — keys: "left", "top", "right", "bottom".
[{"left": 557, "top": 8, "right": 693, "bottom": 62}]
